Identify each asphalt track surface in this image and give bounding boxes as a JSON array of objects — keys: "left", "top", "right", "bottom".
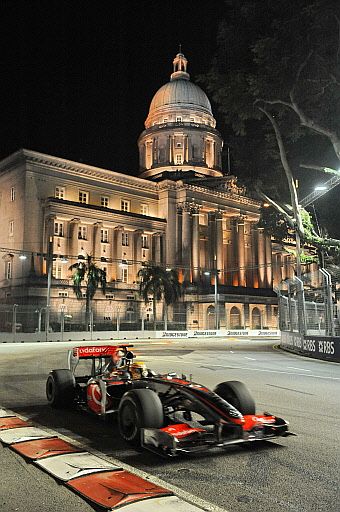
[{"left": 0, "top": 337, "right": 339, "bottom": 512}]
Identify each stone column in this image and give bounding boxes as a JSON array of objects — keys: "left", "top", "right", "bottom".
[
  {"left": 257, "top": 228, "right": 266, "bottom": 288},
  {"left": 92, "top": 222, "right": 102, "bottom": 261},
  {"left": 265, "top": 234, "right": 273, "bottom": 288},
  {"left": 228, "top": 218, "right": 238, "bottom": 286},
  {"left": 153, "top": 233, "right": 162, "bottom": 265},
  {"left": 237, "top": 219, "right": 246, "bottom": 287},
  {"left": 224, "top": 223, "right": 232, "bottom": 285},
  {"left": 114, "top": 225, "right": 123, "bottom": 280},
  {"left": 187, "top": 135, "right": 192, "bottom": 161},
  {"left": 207, "top": 212, "right": 215, "bottom": 271},
  {"left": 216, "top": 211, "right": 224, "bottom": 284},
  {"left": 192, "top": 206, "right": 200, "bottom": 282},
  {"left": 133, "top": 229, "right": 143, "bottom": 279},
  {"left": 67, "top": 217, "right": 80, "bottom": 267},
  {"left": 176, "top": 206, "right": 183, "bottom": 264},
  {"left": 182, "top": 205, "right": 192, "bottom": 282}
]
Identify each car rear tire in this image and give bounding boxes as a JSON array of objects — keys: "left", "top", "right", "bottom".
[
  {"left": 46, "top": 369, "right": 75, "bottom": 408},
  {"left": 214, "top": 380, "right": 256, "bottom": 415},
  {"left": 118, "top": 388, "right": 164, "bottom": 446}
]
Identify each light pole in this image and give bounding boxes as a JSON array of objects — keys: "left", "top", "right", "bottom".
[
  {"left": 204, "top": 269, "right": 220, "bottom": 330},
  {"left": 45, "top": 236, "right": 53, "bottom": 340}
]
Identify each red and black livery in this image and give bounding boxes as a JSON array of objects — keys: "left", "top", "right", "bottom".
[{"left": 46, "top": 344, "right": 295, "bottom": 456}]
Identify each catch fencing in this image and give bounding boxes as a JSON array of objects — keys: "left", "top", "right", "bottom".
[{"left": 278, "top": 268, "right": 340, "bottom": 362}]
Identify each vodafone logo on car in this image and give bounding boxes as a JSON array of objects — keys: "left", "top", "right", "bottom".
[{"left": 75, "top": 346, "right": 110, "bottom": 357}]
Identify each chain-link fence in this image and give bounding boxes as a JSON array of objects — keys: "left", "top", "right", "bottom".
[{"left": 278, "top": 268, "right": 339, "bottom": 336}]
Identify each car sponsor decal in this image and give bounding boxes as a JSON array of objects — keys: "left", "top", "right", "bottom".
[{"left": 161, "top": 424, "right": 205, "bottom": 439}]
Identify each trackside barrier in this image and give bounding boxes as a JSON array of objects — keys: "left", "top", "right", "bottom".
[
  {"left": 0, "top": 329, "right": 280, "bottom": 343},
  {"left": 280, "top": 331, "right": 340, "bottom": 363},
  {"left": 0, "top": 408, "right": 216, "bottom": 512}
]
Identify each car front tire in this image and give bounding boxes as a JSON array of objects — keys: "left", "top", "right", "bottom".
[
  {"left": 214, "top": 380, "right": 256, "bottom": 415},
  {"left": 118, "top": 388, "right": 164, "bottom": 446}
]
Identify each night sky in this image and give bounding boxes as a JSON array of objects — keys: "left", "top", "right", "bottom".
[{"left": 1, "top": 0, "right": 224, "bottom": 175}]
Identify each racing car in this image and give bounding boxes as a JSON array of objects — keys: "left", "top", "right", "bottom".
[{"left": 46, "top": 344, "right": 294, "bottom": 456}]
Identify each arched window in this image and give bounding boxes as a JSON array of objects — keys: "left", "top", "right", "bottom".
[
  {"left": 251, "top": 307, "right": 262, "bottom": 329},
  {"left": 230, "top": 306, "right": 241, "bottom": 329}
]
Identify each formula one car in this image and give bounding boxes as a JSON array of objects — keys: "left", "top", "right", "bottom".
[{"left": 46, "top": 345, "right": 294, "bottom": 456}]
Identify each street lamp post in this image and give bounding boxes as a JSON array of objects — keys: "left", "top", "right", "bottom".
[
  {"left": 45, "top": 236, "right": 53, "bottom": 340},
  {"left": 204, "top": 269, "right": 220, "bottom": 330},
  {"left": 214, "top": 270, "right": 219, "bottom": 330}
]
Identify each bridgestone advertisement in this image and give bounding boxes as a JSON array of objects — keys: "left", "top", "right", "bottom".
[{"left": 280, "top": 332, "right": 340, "bottom": 363}]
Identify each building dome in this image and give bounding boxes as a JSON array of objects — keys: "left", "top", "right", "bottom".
[
  {"left": 145, "top": 52, "right": 214, "bottom": 128},
  {"left": 149, "top": 79, "right": 212, "bottom": 116},
  {"left": 139, "top": 52, "right": 223, "bottom": 180}
]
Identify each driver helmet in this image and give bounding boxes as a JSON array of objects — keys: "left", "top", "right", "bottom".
[
  {"left": 129, "top": 361, "right": 148, "bottom": 379},
  {"left": 110, "top": 349, "right": 125, "bottom": 370}
]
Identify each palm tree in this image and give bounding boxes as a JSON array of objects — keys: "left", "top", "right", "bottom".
[
  {"left": 137, "top": 265, "right": 182, "bottom": 330},
  {"left": 69, "top": 255, "right": 107, "bottom": 331}
]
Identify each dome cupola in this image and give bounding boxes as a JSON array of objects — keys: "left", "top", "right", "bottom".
[{"left": 138, "top": 52, "right": 223, "bottom": 180}]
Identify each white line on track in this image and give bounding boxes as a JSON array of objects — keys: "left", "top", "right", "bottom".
[
  {"left": 287, "top": 367, "right": 311, "bottom": 372},
  {"left": 144, "top": 358, "right": 340, "bottom": 381},
  {"left": 244, "top": 357, "right": 256, "bottom": 360}
]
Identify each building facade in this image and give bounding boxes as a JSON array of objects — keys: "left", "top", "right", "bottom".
[{"left": 0, "top": 53, "right": 294, "bottom": 332}]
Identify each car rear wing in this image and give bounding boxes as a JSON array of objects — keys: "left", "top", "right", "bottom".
[
  {"left": 67, "top": 344, "right": 134, "bottom": 373},
  {"left": 72, "top": 345, "right": 133, "bottom": 359}
]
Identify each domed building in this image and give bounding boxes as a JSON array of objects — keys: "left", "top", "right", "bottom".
[
  {"left": 138, "top": 53, "right": 223, "bottom": 180},
  {"left": 0, "top": 52, "right": 287, "bottom": 339}
]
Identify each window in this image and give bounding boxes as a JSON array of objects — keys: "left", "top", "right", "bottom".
[
  {"left": 163, "top": 118, "right": 168, "bottom": 123},
  {"left": 10, "top": 187, "right": 15, "bottom": 201},
  {"left": 9, "top": 220, "right": 14, "bottom": 236},
  {"left": 176, "top": 142, "right": 182, "bottom": 147},
  {"left": 101, "top": 196, "right": 109, "bottom": 207},
  {"left": 55, "top": 186, "right": 65, "bottom": 199},
  {"left": 54, "top": 222, "right": 64, "bottom": 237},
  {"left": 121, "top": 199, "right": 130, "bottom": 212},
  {"left": 52, "top": 261, "right": 62, "bottom": 279},
  {"left": 176, "top": 116, "right": 182, "bottom": 122},
  {"left": 122, "top": 232, "right": 129, "bottom": 246},
  {"left": 141, "top": 234, "right": 148, "bottom": 249},
  {"left": 78, "top": 226, "right": 87, "bottom": 240},
  {"left": 5, "top": 261, "right": 12, "bottom": 279},
  {"left": 140, "top": 203, "right": 148, "bottom": 215},
  {"left": 101, "top": 228, "right": 109, "bottom": 243},
  {"left": 176, "top": 154, "right": 183, "bottom": 164},
  {"left": 58, "top": 291, "right": 68, "bottom": 297},
  {"left": 79, "top": 190, "right": 88, "bottom": 204},
  {"left": 121, "top": 267, "right": 128, "bottom": 283}
]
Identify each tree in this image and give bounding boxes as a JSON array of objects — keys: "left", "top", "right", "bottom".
[
  {"left": 199, "top": 0, "right": 340, "bottom": 266},
  {"left": 69, "top": 255, "right": 106, "bottom": 330},
  {"left": 137, "top": 265, "right": 182, "bottom": 330}
]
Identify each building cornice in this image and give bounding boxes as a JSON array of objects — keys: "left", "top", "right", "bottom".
[
  {"left": 0, "top": 149, "right": 158, "bottom": 193},
  {"left": 46, "top": 197, "right": 166, "bottom": 224},
  {"left": 177, "top": 183, "right": 261, "bottom": 209}
]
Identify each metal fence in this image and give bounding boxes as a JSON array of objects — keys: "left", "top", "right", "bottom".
[
  {"left": 278, "top": 268, "right": 339, "bottom": 336},
  {"left": 0, "top": 300, "right": 189, "bottom": 336}
]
